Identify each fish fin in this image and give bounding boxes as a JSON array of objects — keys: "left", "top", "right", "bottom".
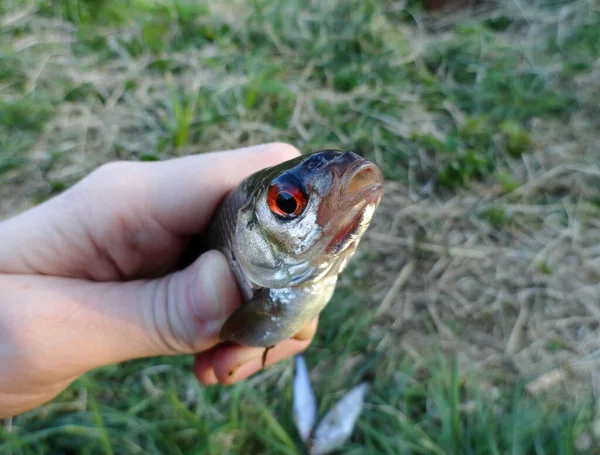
[
  {"left": 220, "top": 288, "right": 314, "bottom": 348},
  {"left": 219, "top": 288, "right": 285, "bottom": 346},
  {"left": 220, "top": 285, "right": 324, "bottom": 348}
]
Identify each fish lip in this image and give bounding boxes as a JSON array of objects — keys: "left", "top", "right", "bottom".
[
  {"left": 339, "top": 159, "right": 384, "bottom": 204},
  {"left": 342, "top": 159, "right": 382, "bottom": 183},
  {"left": 355, "top": 182, "right": 384, "bottom": 201}
]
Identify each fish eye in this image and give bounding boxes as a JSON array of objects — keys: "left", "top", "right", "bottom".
[{"left": 267, "top": 176, "right": 308, "bottom": 220}]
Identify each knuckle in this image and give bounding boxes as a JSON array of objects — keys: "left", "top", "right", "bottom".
[
  {"left": 90, "top": 161, "right": 134, "bottom": 183},
  {"left": 267, "top": 142, "right": 302, "bottom": 160},
  {"left": 72, "top": 160, "right": 145, "bottom": 200}
]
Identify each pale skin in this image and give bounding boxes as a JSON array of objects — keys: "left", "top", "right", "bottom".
[{"left": 0, "top": 142, "right": 318, "bottom": 418}]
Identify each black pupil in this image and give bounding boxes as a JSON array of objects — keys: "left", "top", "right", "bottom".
[{"left": 276, "top": 192, "right": 297, "bottom": 214}]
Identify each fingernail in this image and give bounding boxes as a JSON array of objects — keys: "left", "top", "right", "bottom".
[{"left": 195, "top": 250, "right": 241, "bottom": 321}]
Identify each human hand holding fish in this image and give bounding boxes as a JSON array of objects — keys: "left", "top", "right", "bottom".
[{"left": 0, "top": 142, "right": 383, "bottom": 420}]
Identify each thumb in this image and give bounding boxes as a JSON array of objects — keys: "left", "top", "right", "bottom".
[
  {"left": 6, "top": 250, "right": 243, "bottom": 376},
  {"left": 0, "top": 250, "right": 242, "bottom": 414},
  {"left": 119, "top": 249, "right": 242, "bottom": 358}
]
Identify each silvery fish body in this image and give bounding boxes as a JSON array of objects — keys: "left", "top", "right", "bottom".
[{"left": 204, "top": 150, "right": 384, "bottom": 348}]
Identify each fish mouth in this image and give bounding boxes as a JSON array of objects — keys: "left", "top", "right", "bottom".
[
  {"left": 325, "top": 209, "right": 365, "bottom": 254},
  {"left": 345, "top": 160, "right": 384, "bottom": 195},
  {"left": 339, "top": 159, "right": 385, "bottom": 208},
  {"left": 324, "top": 160, "right": 384, "bottom": 255}
]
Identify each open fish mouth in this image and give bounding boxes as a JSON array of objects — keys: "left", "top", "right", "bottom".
[
  {"left": 344, "top": 160, "right": 384, "bottom": 196},
  {"left": 323, "top": 160, "right": 384, "bottom": 255}
]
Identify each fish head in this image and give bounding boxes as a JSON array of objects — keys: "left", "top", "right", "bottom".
[{"left": 233, "top": 150, "right": 384, "bottom": 288}]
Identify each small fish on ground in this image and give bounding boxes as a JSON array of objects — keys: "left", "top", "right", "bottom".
[
  {"left": 293, "top": 355, "right": 317, "bottom": 443},
  {"left": 292, "top": 354, "right": 370, "bottom": 454}
]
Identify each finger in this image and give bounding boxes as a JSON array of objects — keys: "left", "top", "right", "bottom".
[
  {"left": 0, "top": 249, "right": 244, "bottom": 378},
  {"left": 194, "top": 319, "right": 318, "bottom": 385},
  {"left": 112, "top": 249, "right": 244, "bottom": 359},
  {"left": 143, "top": 142, "right": 301, "bottom": 234},
  {"left": 212, "top": 338, "right": 313, "bottom": 385},
  {"left": 193, "top": 347, "right": 219, "bottom": 385},
  {"left": 292, "top": 317, "right": 319, "bottom": 341}
]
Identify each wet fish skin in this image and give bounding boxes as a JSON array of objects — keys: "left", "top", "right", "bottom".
[{"left": 204, "top": 150, "right": 384, "bottom": 348}]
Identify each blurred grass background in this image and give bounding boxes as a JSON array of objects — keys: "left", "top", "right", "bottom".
[{"left": 2, "top": 0, "right": 600, "bottom": 453}]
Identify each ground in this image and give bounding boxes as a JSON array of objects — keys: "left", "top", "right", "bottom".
[{"left": 2, "top": 0, "right": 600, "bottom": 453}]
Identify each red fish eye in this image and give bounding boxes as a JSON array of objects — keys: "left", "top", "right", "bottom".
[{"left": 267, "top": 181, "right": 308, "bottom": 219}]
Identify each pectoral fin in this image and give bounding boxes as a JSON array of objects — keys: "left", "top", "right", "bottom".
[
  {"left": 221, "top": 277, "right": 336, "bottom": 351},
  {"left": 220, "top": 288, "right": 315, "bottom": 348}
]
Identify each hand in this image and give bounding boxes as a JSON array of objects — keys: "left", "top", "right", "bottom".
[{"left": 0, "top": 142, "right": 318, "bottom": 418}]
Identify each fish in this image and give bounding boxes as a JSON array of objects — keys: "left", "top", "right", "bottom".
[
  {"left": 203, "top": 149, "right": 384, "bottom": 363},
  {"left": 293, "top": 355, "right": 317, "bottom": 443},
  {"left": 292, "top": 353, "right": 370, "bottom": 454},
  {"left": 309, "top": 381, "right": 370, "bottom": 454}
]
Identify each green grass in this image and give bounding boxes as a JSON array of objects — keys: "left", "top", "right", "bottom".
[
  {"left": 1, "top": 295, "right": 596, "bottom": 454},
  {"left": 2, "top": 0, "right": 600, "bottom": 453},
  {"left": 2, "top": 0, "right": 586, "bottom": 186}
]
